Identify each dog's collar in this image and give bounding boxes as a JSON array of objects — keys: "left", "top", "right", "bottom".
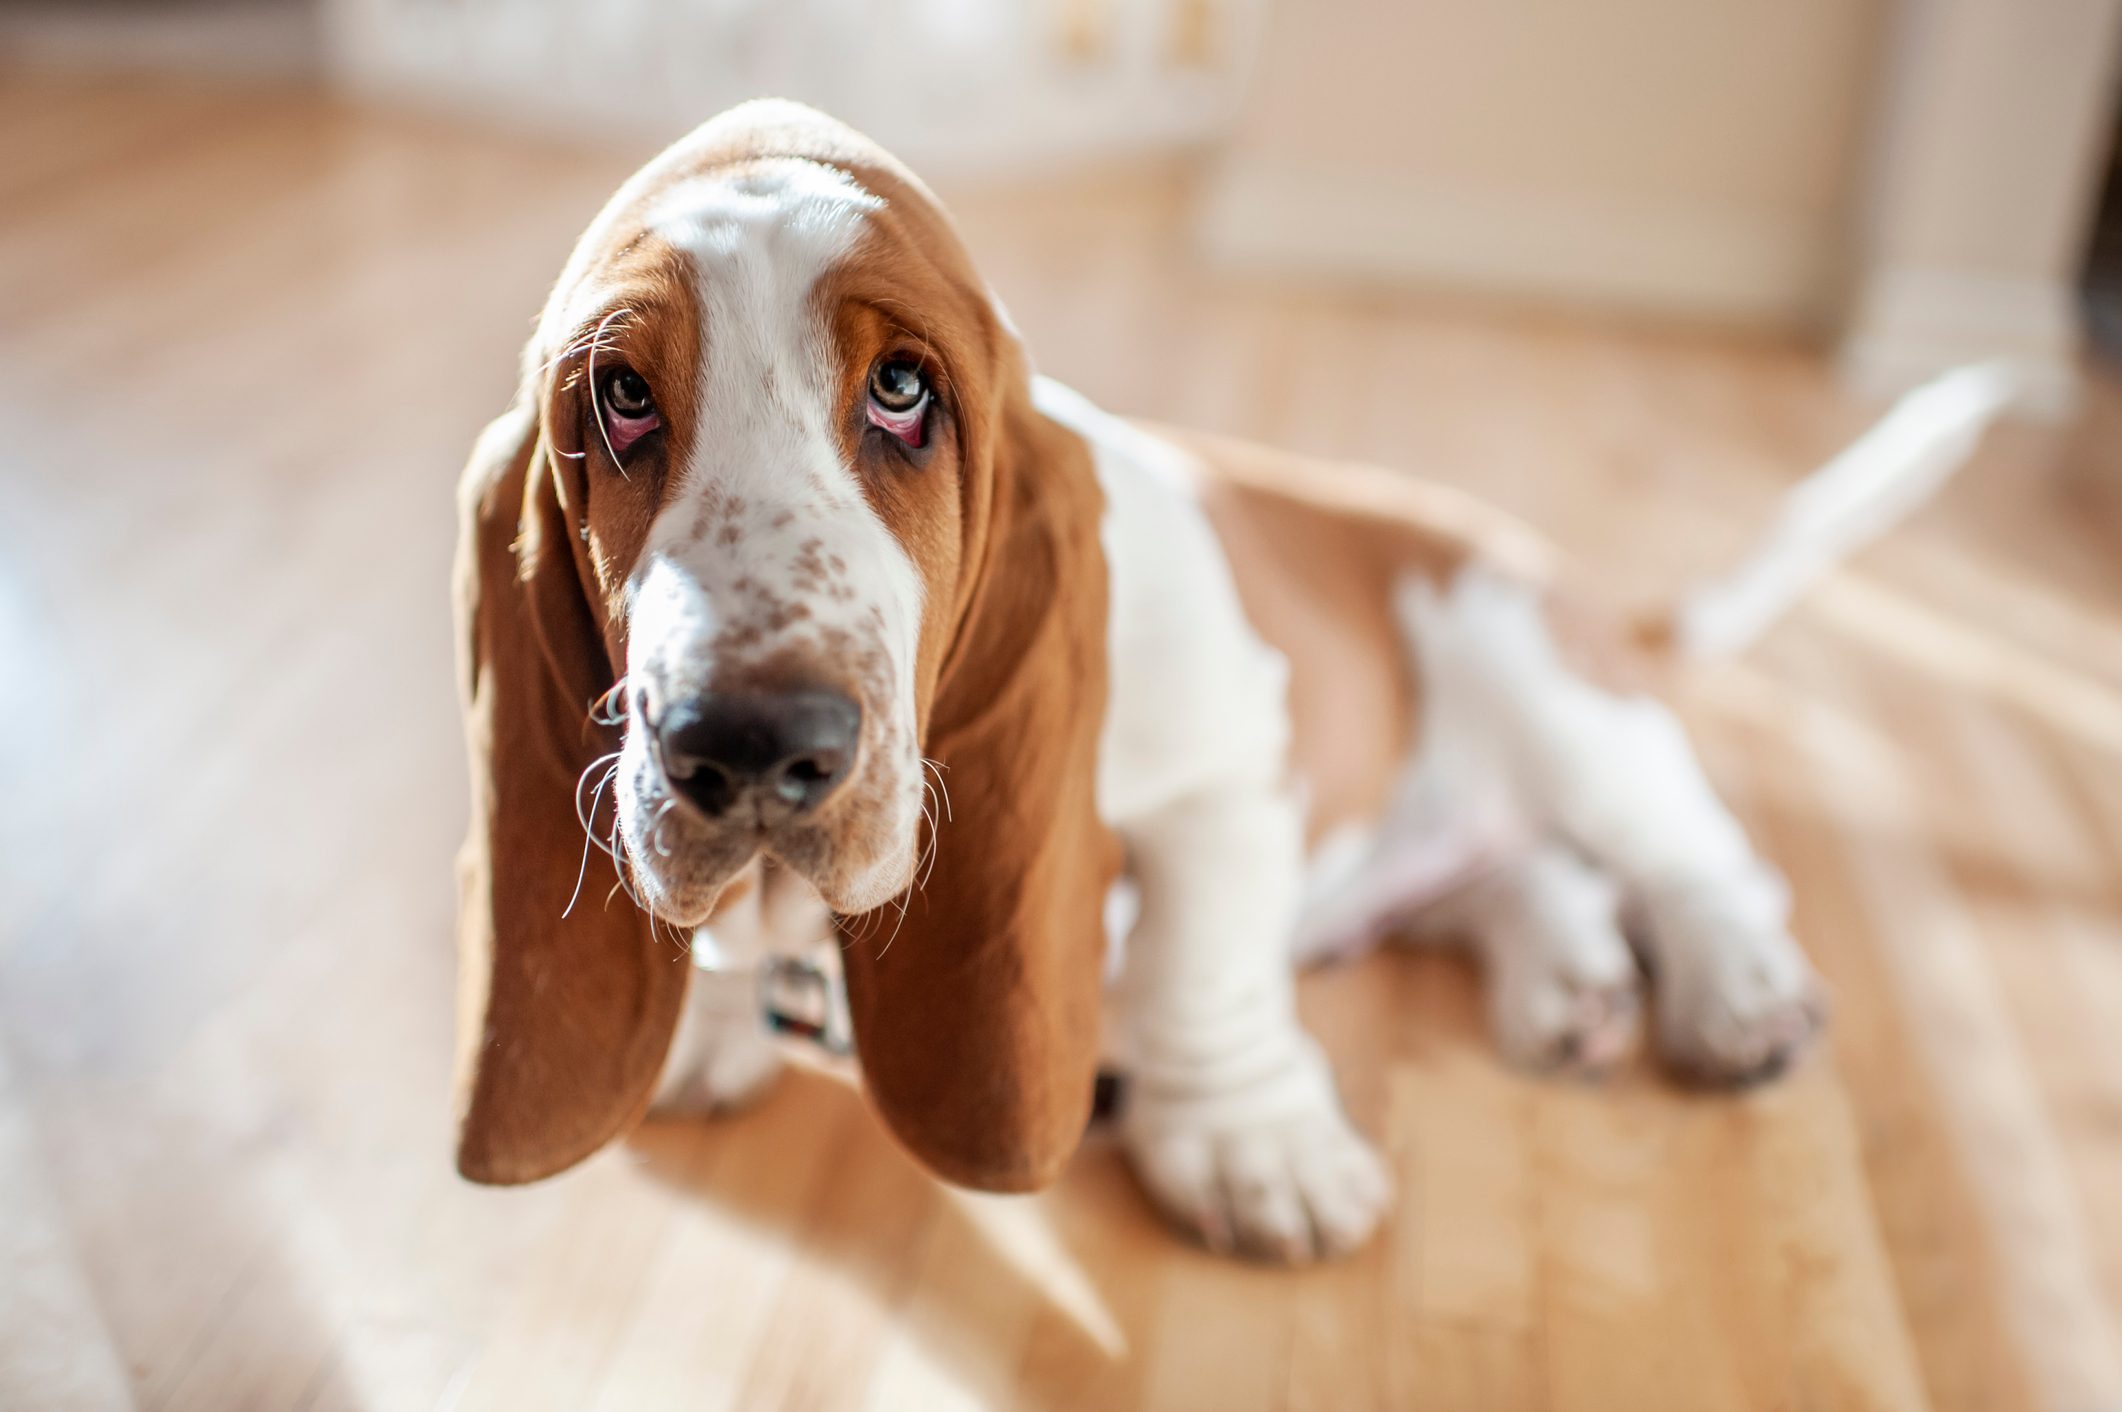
[
  {"left": 690, "top": 939, "right": 853, "bottom": 1058},
  {"left": 757, "top": 953, "right": 853, "bottom": 1056}
]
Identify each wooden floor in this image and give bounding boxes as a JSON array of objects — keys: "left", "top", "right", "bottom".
[{"left": 6, "top": 71, "right": 2122, "bottom": 1412}]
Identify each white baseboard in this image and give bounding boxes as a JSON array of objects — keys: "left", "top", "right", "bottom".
[
  {"left": 0, "top": 1, "right": 316, "bottom": 80},
  {"left": 1837, "top": 264, "right": 2083, "bottom": 419},
  {"left": 1196, "top": 156, "right": 1840, "bottom": 328}
]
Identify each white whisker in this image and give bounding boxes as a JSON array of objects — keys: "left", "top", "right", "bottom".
[
  {"left": 923, "top": 757, "right": 953, "bottom": 823},
  {"left": 563, "top": 760, "right": 619, "bottom": 919},
  {"left": 588, "top": 676, "right": 630, "bottom": 727},
  {"left": 915, "top": 779, "right": 942, "bottom": 890},
  {"left": 583, "top": 307, "right": 633, "bottom": 480},
  {"left": 606, "top": 793, "right": 641, "bottom": 905},
  {"left": 873, "top": 881, "right": 914, "bottom": 959}
]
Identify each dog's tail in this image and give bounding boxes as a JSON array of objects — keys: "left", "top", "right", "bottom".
[{"left": 1650, "top": 360, "right": 2026, "bottom": 660}]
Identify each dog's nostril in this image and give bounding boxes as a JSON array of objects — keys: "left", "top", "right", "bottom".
[
  {"left": 656, "top": 688, "right": 860, "bottom": 821},
  {"left": 776, "top": 754, "right": 835, "bottom": 798}
]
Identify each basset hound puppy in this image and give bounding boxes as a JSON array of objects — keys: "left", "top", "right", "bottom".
[{"left": 453, "top": 101, "right": 2016, "bottom": 1261}]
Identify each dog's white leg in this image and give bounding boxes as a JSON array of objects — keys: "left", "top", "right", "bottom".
[
  {"left": 650, "top": 964, "right": 786, "bottom": 1115},
  {"left": 1113, "top": 781, "right": 1392, "bottom": 1263},
  {"left": 1518, "top": 687, "right": 1824, "bottom": 1082},
  {"left": 1047, "top": 384, "right": 1389, "bottom": 1260},
  {"left": 650, "top": 862, "right": 839, "bottom": 1115},
  {"left": 1403, "top": 571, "right": 1825, "bottom": 1083},
  {"left": 1427, "top": 841, "right": 1641, "bottom": 1075}
]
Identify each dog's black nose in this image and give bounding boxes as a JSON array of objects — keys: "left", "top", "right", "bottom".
[{"left": 656, "top": 689, "right": 861, "bottom": 821}]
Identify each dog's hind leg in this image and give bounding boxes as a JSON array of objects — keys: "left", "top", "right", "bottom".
[
  {"left": 1397, "top": 569, "right": 1825, "bottom": 1084},
  {"left": 1423, "top": 840, "right": 1642, "bottom": 1075}
]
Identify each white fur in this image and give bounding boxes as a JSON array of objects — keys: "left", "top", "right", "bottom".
[
  {"left": 1331, "top": 569, "right": 1824, "bottom": 1078},
  {"left": 1674, "top": 360, "right": 2022, "bottom": 658},
  {"left": 654, "top": 861, "right": 836, "bottom": 1114},
  {"left": 652, "top": 966, "right": 786, "bottom": 1116},
  {"left": 1427, "top": 842, "right": 1639, "bottom": 1073}
]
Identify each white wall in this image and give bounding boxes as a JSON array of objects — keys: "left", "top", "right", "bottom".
[
  {"left": 321, "top": 0, "right": 1264, "bottom": 177},
  {"left": 1199, "top": 0, "right": 1890, "bottom": 328},
  {"left": 318, "top": 0, "right": 2122, "bottom": 389},
  {"left": 1841, "top": 0, "right": 2122, "bottom": 411}
]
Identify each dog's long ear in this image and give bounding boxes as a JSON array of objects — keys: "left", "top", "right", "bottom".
[
  {"left": 837, "top": 391, "right": 1119, "bottom": 1193},
  {"left": 452, "top": 394, "right": 688, "bottom": 1185}
]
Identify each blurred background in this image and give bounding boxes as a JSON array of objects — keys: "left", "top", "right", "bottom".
[
  {"left": 5, "top": 3, "right": 2122, "bottom": 1410},
  {"left": 11, "top": 0, "right": 2122, "bottom": 399}
]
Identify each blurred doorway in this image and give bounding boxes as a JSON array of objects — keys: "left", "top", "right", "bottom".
[{"left": 2083, "top": 99, "right": 2122, "bottom": 363}]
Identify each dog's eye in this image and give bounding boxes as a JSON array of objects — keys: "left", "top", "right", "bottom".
[
  {"left": 598, "top": 366, "right": 660, "bottom": 455},
  {"left": 870, "top": 358, "right": 926, "bottom": 412},
  {"left": 602, "top": 367, "right": 655, "bottom": 418},
  {"left": 866, "top": 358, "right": 929, "bottom": 448}
]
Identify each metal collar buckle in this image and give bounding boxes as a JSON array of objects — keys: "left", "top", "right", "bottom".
[{"left": 757, "top": 953, "right": 853, "bottom": 1057}]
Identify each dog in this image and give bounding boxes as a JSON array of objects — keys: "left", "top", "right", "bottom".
[{"left": 451, "top": 100, "right": 2016, "bottom": 1262}]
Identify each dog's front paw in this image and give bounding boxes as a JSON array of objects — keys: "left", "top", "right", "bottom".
[
  {"left": 650, "top": 973, "right": 785, "bottom": 1117},
  {"left": 1639, "top": 882, "right": 1827, "bottom": 1085},
  {"left": 651, "top": 1026, "right": 784, "bottom": 1115},
  {"left": 1118, "top": 1059, "right": 1391, "bottom": 1263}
]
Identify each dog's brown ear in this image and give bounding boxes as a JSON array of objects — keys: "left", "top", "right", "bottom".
[
  {"left": 452, "top": 395, "right": 688, "bottom": 1185},
  {"left": 836, "top": 394, "right": 1119, "bottom": 1193}
]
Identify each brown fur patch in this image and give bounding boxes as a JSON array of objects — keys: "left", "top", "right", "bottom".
[{"left": 1153, "top": 423, "right": 1524, "bottom": 843}]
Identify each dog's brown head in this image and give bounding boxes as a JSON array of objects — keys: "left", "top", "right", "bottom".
[{"left": 452, "top": 102, "right": 1115, "bottom": 1191}]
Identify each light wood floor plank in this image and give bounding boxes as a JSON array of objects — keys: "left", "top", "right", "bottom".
[{"left": 1781, "top": 636, "right": 2122, "bottom": 1412}]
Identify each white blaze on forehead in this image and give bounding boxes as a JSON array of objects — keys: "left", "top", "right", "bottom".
[
  {"left": 651, "top": 160, "right": 882, "bottom": 506},
  {"left": 651, "top": 158, "right": 882, "bottom": 258}
]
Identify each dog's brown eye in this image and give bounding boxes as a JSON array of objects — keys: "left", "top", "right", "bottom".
[
  {"left": 866, "top": 358, "right": 930, "bottom": 450},
  {"left": 869, "top": 358, "right": 927, "bottom": 414},
  {"left": 596, "top": 366, "right": 660, "bottom": 458},
  {"left": 602, "top": 367, "right": 655, "bottom": 419}
]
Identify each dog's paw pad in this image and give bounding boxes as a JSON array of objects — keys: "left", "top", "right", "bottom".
[
  {"left": 1667, "top": 973, "right": 1826, "bottom": 1085},
  {"left": 1123, "top": 1103, "right": 1391, "bottom": 1263},
  {"left": 1489, "top": 942, "right": 1644, "bottom": 1080},
  {"left": 1650, "top": 924, "right": 1828, "bottom": 1086}
]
